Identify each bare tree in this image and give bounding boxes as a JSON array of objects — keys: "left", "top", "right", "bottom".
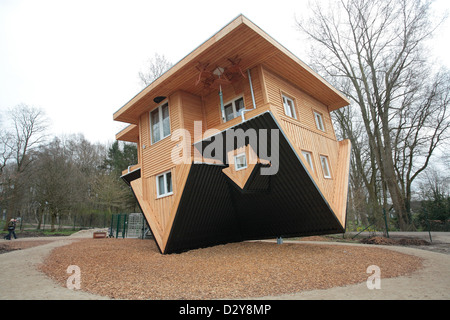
[
  {"left": 1, "top": 104, "right": 48, "bottom": 227},
  {"left": 31, "top": 137, "right": 85, "bottom": 231},
  {"left": 298, "top": 0, "right": 450, "bottom": 229},
  {"left": 0, "top": 131, "right": 14, "bottom": 175},
  {"left": 66, "top": 133, "right": 106, "bottom": 175},
  {"left": 417, "top": 165, "right": 450, "bottom": 201},
  {"left": 393, "top": 70, "right": 450, "bottom": 216},
  {"left": 138, "top": 53, "right": 173, "bottom": 87},
  {"left": 8, "top": 104, "right": 49, "bottom": 172}
]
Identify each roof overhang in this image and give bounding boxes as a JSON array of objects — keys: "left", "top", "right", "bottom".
[
  {"left": 113, "top": 14, "right": 349, "bottom": 125},
  {"left": 116, "top": 124, "right": 139, "bottom": 143},
  {"left": 121, "top": 167, "right": 141, "bottom": 186}
]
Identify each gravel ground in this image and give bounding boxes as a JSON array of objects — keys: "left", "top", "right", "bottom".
[{"left": 39, "top": 238, "right": 424, "bottom": 300}]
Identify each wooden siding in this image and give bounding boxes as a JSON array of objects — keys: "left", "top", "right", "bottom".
[
  {"left": 222, "top": 144, "right": 268, "bottom": 189},
  {"left": 140, "top": 92, "right": 182, "bottom": 179},
  {"left": 279, "top": 118, "right": 339, "bottom": 204},
  {"left": 144, "top": 174, "right": 175, "bottom": 235},
  {"left": 202, "top": 66, "right": 264, "bottom": 131},
  {"left": 130, "top": 178, "right": 163, "bottom": 248},
  {"left": 262, "top": 66, "right": 347, "bottom": 224},
  {"left": 262, "top": 66, "right": 337, "bottom": 141},
  {"left": 179, "top": 90, "right": 204, "bottom": 137},
  {"left": 332, "top": 139, "right": 351, "bottom": 227},
  {"left": 178, "top": 90, "right": 204, "bottom": 160},
  {"left": 162, "top": 162, "right": 192, "bottom": 249},
  {"left": 130, "top": 90, "right": 198, "bottom": 252},
  {"left": 132, "top": 163, "right": 192, "bottom": 253}
]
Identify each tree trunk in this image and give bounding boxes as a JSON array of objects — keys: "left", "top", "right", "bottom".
[{"left": 50, "top": 211, "right": 57, "bottom": 232}]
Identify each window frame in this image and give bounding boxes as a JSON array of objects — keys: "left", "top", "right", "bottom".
[
  {"left": 156, "top": 170, "right": 173, "bottom": 198},
  {"left": 150, "top": 101, "right": 171, "bottom": 145},
  {"left": 234, "top": 153, "right": 247, "bottom": 171},
  {"left": 313, "top": 110, "right": 325, "bottom": 132},
  {"left": 221, "top": 96, "right": 245, "bottom": 123},
  {"left": 320, "top": 155, "right": 332, "bottom": 179},
  {"left": 301, "top": 150, "right": 314, "bottom": 173},
  {"left": 282, "top": 94, "right": 297, "bottom": 119}
]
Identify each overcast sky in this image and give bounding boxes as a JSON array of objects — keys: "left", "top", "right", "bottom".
[{"left": 1, "top": 0, "right": 449, "bottom": 145}]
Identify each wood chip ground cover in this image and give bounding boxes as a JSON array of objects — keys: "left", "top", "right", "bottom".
[{"left": 40, "top": 239, "right": 423, "bottom": 300}]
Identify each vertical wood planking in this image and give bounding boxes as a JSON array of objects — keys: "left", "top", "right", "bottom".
[
  {"left": 263, "top": 66, "right": 344, "bottom": 215},
  {"left": 332, "top": 139, "right": 351, "bottom": 227}
]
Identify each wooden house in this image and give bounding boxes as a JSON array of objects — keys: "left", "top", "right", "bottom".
[{"left": 113, "top": 15, "right": 351, "bottom": 254}]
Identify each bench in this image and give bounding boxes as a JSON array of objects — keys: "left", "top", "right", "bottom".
[{"left": 93, "top": 231, "right": 107, "bottom": 239}]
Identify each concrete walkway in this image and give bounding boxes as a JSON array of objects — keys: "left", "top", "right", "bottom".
[{"left": 0, "top": 239, "right": 108, "bottom": 300}]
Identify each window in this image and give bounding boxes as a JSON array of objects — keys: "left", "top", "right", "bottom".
[
  {"left": 234, "top": 153, "right": 247, "bottom": 171},
  {"left": 156, "top": 171, "right": 173, "bottom": 198},
  {"left": 222, "top": 97, "right": 245, "bottom": 122},
  {"left": 301, "top": 150, "right": 314, "bottom": 173},
  {"left": 314, "top": 111, "right": 325, "bottom": 132},
  {"left": 150, "top": 102, "right": 170, "bottom": 144},
  {"left": 320, "top": 155, "right": 331, "bottom": 179},
  {"left": 282, "top": 95, "right": 296, "bottom": 119}
]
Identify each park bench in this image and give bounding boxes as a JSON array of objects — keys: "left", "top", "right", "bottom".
[{"left": 93, "top": 231, "right": 107, "bottom": 239}]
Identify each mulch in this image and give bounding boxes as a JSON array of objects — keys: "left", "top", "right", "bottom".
[
  {"left": 39, "top": 238, "right": 424, "bottom": 300},
  {"left": 360, "top": 236, "right": 431, "bottom": 246}
]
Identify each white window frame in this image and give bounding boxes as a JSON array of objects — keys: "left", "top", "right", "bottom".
[
  {"left": 156, "top": 170, "right": 173, "bottom": 198},
  {"left": 301, "top": 150, "right": 314, "bottom": 173},
  {"left": 314, "top": 111, "right": 325, "bottom": 132},
  {"left": 150, "top": 102, "right": 171, "bottom": 144},
  {"left": 222, "top": 96, "right": 245, "bottom": 122},
  {"left": 320, "top": 155, "right": 332, "bottom": 179},
  {"left": 282, "top": 95, "right": 297, "bottom": 119},
  {"left": 234, "top": 153, "right": 247, "bottom": 171}
]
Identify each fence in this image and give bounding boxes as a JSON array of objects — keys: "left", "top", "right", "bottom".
[
  {"left": 109, "top": 213, "right": 151, "bottom": 239},
  {"left": 1, "top": 211, "right": 112, "bottom": 232}
]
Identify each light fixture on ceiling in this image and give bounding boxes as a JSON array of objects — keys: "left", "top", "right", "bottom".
[{"left": 153, "top": 96, "right": 166, "bottom": 104}]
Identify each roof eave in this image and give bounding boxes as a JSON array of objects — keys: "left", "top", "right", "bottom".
[
  {"left": 113, "top": 14, "right": 350, "bottom": 124},
  {"left": 113, "top": 15, "right": 247, "bottom": 124}
]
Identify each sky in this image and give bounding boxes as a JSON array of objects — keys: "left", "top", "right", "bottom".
[{"left": 1, "top": 0, "right": 449, "bottom": 145}]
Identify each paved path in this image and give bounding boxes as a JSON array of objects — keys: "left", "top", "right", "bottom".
[
  {"left": 0, "top": 239, "right": 108, "bottom": 300},
  {"left": 0, "top": 232, "right": 449, "bottom": 300}
]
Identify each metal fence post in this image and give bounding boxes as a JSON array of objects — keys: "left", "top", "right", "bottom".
[
  {"left": 110, "top": 214, "right": 115, "bottom": 238},
  {"left": 123, "top": 214, "right": 127, "bottom": 239},
  {"left": 142, "top": 213, "right": 145, "bottom": 239},
  {"left": 116, "top": 214, "right": 121, "bottom": 239},
  {"left": 424, "top": 208, "right": 433, "bottom": 243}
]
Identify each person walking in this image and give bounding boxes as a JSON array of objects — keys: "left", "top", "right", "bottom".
[{"left": 6, "top": 219, "right": 17, "bottom": 240}]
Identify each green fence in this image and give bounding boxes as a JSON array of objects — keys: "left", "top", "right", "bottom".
[{"left": 109, "top": 213, "right": 150, "bottom": 239}]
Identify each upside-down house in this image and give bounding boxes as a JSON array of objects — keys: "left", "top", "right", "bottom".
[{"left": 113, "top": 15, "right": 351, "bottom": 254}]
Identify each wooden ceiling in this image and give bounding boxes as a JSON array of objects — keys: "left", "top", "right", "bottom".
[
  {"left": 113, "top": 15, "right": 349, "bottom": 125},
  {"left": 115, "top": 124, "right": 139, "bottom": 143}
]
